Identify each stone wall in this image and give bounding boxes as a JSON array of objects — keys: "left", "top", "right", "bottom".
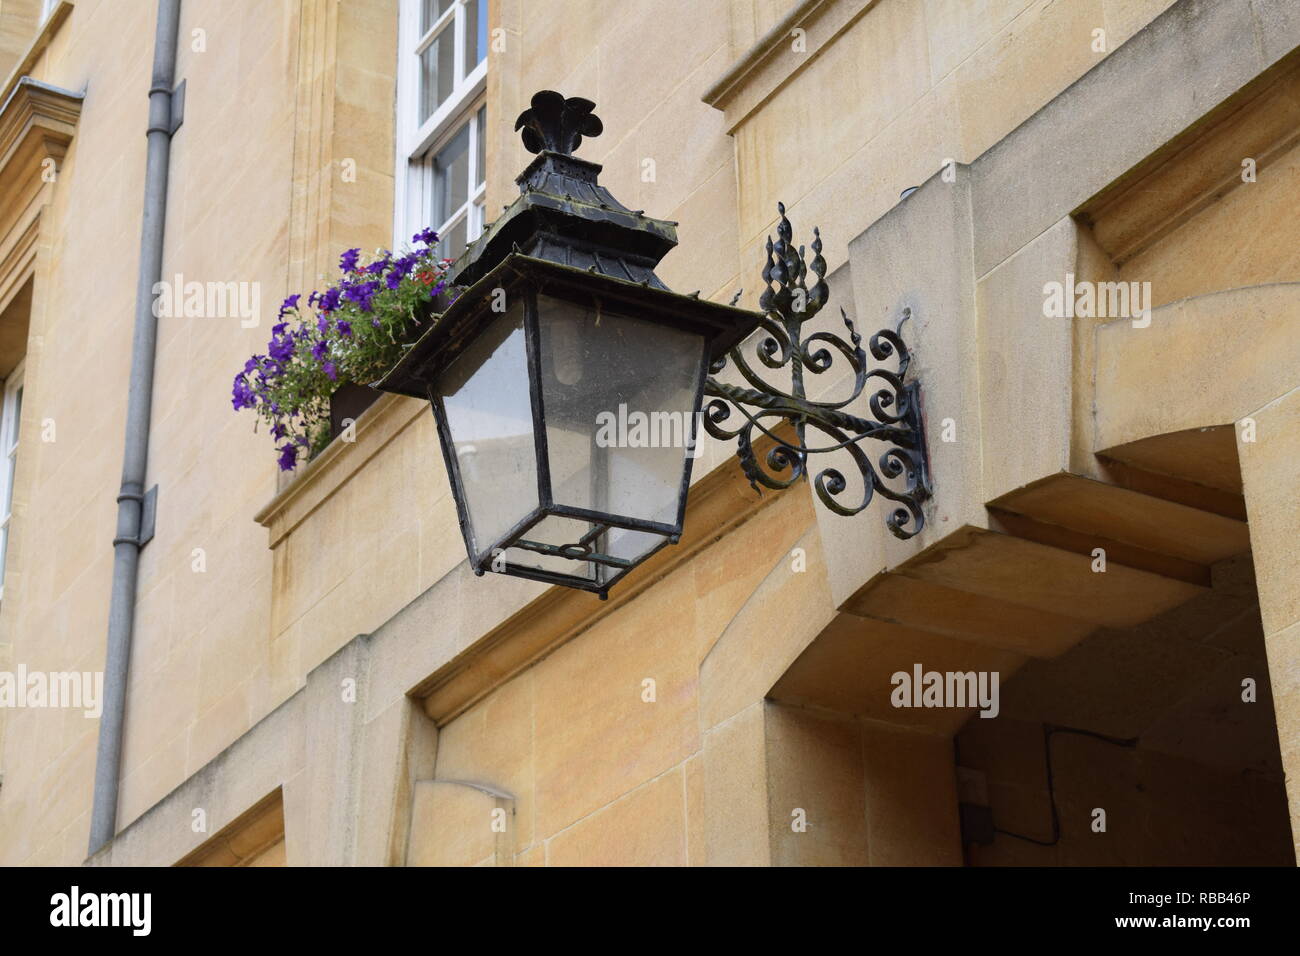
[{"left": 3, "top": 0, "right": 1298, "bottom": 867}]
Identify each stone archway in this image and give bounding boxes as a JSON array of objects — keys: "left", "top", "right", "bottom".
[
  {"left": 756, "top": 285, "right": 1300, "bottom": 865},
  {"left": 1091, "top": 283, "right": 1300, "bottom": 860},
  {"left": 950, "top": 420, "right": 1291, "bottom": 865}
]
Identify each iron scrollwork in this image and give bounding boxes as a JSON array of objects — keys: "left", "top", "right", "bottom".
[{"left": 702, "top": 203, "right": 932, "bottom": 539}]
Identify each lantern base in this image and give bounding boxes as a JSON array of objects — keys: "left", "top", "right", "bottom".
[{"left": 471, "top": 504, "right": 681, "bottom": 599}]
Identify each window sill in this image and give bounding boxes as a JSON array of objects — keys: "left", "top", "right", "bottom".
[{"left": 253, "top": 390, "right": 427, "bottom": 548}]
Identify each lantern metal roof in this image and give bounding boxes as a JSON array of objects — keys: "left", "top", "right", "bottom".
[
  {"left": 376, "top": 253, "right": 761, "bottom": 399},
  {"left": 373, "top": 90, "right": 762, "bottom": 398}
]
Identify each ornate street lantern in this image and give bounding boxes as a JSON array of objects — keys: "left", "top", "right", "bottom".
[
  {"left": 376, "top": 91, "right": 931, "bottom": 598},
  {"left": 376, "top": 92, "right": 760, "bottom": 596}
]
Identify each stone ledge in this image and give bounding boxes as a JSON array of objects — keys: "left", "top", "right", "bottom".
[
  {"left": 252, "top": 390, "right": 426, "bottom": 548},
  {"left": 413, "top": 433, "right": 792, "bottom": 725},
  {"left": 174, "top": 789, "right": 285, "bottom": 867},
  {"left": 970, "top": 0, "right": 1300, "bottom": 278},
  {"left": 702, "top": 0, "right": 879, "bottom": 133},
  {"left": 0, "top": 1, "right": 74, "bottom": 109},
  {"left": 1077, "top": 50, "right": 1300, "bottom": 265}
]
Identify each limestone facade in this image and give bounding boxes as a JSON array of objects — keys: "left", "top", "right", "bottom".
[{"left": 0, "top": 0, "right": 1295, "bottom": 866}]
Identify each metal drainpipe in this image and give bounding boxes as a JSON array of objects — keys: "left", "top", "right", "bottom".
[{"left": 88, "top": 0, "right": 182, "bottom": 856}]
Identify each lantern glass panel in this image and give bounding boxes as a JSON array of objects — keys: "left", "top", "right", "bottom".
[
  {"left": 537, "top": 294, "right": 705, "bottom": 528},
  {"left": 437, "top": 301, "right": 537, "bottom": 558}
]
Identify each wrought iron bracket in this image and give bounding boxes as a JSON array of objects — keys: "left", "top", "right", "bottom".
[{"left": 702, "top": 203, "right": 932, "bottom": 539}]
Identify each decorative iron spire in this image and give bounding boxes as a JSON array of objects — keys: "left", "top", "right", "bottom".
[{"left": 704, "top": 203, "right": 931, "bottom": 539}]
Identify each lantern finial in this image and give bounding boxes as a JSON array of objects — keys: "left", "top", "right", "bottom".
[{"left": 514, "top": 90, "right": 603, "bottom": 155}]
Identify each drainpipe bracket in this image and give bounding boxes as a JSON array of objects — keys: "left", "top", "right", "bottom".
[
  {"left": 139, "top": 483, "right": 158, "bottom": 546},
  {"left": 169, "top": 79, "right": 185, "bottom": 134},
  {"left": 112, "top": 485, "right": 158, "bottom": 548}
]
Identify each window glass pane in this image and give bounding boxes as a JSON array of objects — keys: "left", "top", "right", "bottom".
[
  {"left": 465, "top": 0, "right": 487, "bottom": 70},
  {"left": 2, "top": 455, "right": 13, "bottom": 514},
  {"left": 421, "top": 0, "right": 453, "bottom": 33},
  {"left": 432, "top": 122, "right": 470, "bottom": 225},
  {"left": 9, "top": 385, "right": 21, "bottom": 447},
  {"left": 0, "top": 377, "right": 16, "bottom": 590},
  {"left": 471, "top": 197, "right": 484, "bottom": 237},
  {"left": 419, "top": 26, "right": 455, "bottom": 122},
  {"left": 475, "top": 105, "right": 486, "bottom": 189},
  {"left": 439, "top": 216, "right": 468, "bottom": 261}
]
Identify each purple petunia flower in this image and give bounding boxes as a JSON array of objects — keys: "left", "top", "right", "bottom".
[
  {"left": 390, "top": 254, "right": 410, "bottom": 276},
  {"left": 343, "top": 280, "right": 379, "bottom": 312},
  {"left": 268, "top": 334, "right": 294, "bottom": 363},
  {"left": 231, "top": 375, "right": 257, "bottom": 410},
  {"left": 239, "top": 243, "right": 451, "bottom": 470}
]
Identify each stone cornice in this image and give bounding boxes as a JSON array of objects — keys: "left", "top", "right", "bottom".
[
  {"left": 0, "top": 76, "right": 82, "bottom": 245},
  {"left": 702, "top": 0, "right": 879, "bottom": 132},
  {"left": 1076, "top": 51, "right": 1300, "bottom": 265},
  {"left": 0, "top": 76, "right": 82, "bottom": 169},
  {"left": 0, "top": 1, "right": 74, "bottom": 108}
]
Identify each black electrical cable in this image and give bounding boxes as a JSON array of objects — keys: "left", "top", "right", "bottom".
[{"left": 959, "top": 722, "right": 1139, "bottom": 849}]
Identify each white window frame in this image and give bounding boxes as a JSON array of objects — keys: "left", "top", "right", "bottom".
[
  {"left": 0, "top": 361, "right": 25, "bottom": 601},
  {"left": 394, "top": 0, "right": 488, "bottom": 259}
]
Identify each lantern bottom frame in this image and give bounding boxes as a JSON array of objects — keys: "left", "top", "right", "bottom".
[{"left": 469, "top": 503, "right": 681, "bottom": 599}]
